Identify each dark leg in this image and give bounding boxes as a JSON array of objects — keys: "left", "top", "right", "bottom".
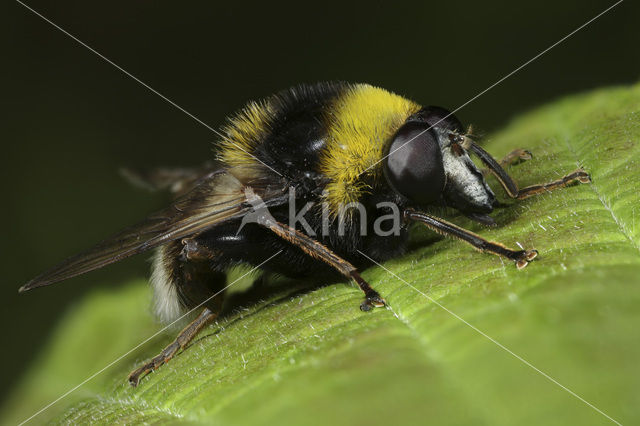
[
  {"left": 512, "top": 169, "right": 591, "bottom": 199},
  {"left": 405, "top": 209, "right": 538, "bottom": 269},
  {"left": 470, "top": 142, "right": 590, "bottom": 199},
  {"left": 351, "top": 271, "right": 386, "bottom": 312},
  {"left": 128, "top": 305, "right": 220, "bottom": 386},
  {"left": 499, "top": 148, "right": 532, "bottom": 167},
  {"left": 128, "top": 238, "right": 226, "bottom": 386},
  {"left": 481, "top": 148, "right": 532, "bottom": 176},
  {"left": 248, "top": 209, "right": 385, "bottom": 311},
  {"left": 270, "top": 221, "right": 385, "bottom": 311}
]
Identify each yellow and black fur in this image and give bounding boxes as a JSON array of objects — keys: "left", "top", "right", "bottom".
[
  {"left": 149, "top": 83, "right": 422, "bottom": 322},
  {"left": 20, "top": 82, "right": 591, "bottom": 386},
  {"left": 219, "top": 82, "right": 421, "bottom": 211}
]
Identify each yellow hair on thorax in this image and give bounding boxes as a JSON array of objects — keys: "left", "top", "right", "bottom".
[
  {"left": 320, "top": 84, "right": 421, "bottom": 215},
  {"left": 218, "top": 100, "right": 275, "bottom": 167}
]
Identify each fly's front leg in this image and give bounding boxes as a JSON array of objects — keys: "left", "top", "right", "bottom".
[
  {"left": 470, "top": 142, "right": 590, "bottom": 200},
  {"left": 481, "top": 148, "right": 532, "bottom": 177},
  {"left": 405, "top": 209, "right": 538, "bottom": 269},
  {"left": 499, "top": 148, "right": 533, "bottom": 167},
  {"left": 514, "top": 169, "right": 591, "bottom": 199}
]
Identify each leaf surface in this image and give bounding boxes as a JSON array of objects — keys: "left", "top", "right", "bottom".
[{"left": 3, "top": 83, "right": 640, "bottom": 426}]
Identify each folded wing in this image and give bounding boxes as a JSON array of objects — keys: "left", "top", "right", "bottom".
[{"left": 20, "top": 169, "right": 286, "bottom": 292}]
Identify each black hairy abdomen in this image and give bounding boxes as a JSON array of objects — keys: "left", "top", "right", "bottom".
[{"left": 253, "top": 82, "right": 347, "bottom": 188}]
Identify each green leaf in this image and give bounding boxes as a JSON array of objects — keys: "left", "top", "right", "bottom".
[{"left": 3, "top": 83, "right": 640, "bottom": 425}]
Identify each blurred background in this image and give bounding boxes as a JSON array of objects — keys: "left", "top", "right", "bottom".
[{"left": 3, "top": 0, "right": 638, "bottom": 404}]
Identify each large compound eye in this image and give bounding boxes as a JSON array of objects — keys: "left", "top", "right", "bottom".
[
  {"left": 411, "top": 106, "right": 464, "bottom": 133},
  {"left": 383, "top": 122, "right": 446, "bottom": 205}
]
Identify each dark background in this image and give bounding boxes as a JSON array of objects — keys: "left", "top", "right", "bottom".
[{"left": 3, "top": 0, "right": 638, "bottom": 403}]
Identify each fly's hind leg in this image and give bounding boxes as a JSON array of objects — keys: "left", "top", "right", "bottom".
[
  {"left": 128, "top": 305, "right": 220, "bottom": 386},
  {"left": 128, "top": 238, "right": 226, "bottom": 387},
  {"left": 241, "top": 199, "right": 385, "bottom": 311}
]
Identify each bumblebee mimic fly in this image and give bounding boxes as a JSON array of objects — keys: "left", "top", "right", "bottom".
[{"left": 20, "top": 82, "right": 591, "bottom": 386}]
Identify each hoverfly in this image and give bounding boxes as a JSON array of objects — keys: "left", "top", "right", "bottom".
[{"left": 21, "top": 82, "right": 590, "bottom": 385}]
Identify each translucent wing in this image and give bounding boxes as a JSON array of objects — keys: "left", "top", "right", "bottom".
[
  {"left": 119, "top": 160, "right": 222, "bottom": 196},
  {"left": 20, "top": 170, "right": 287, "bottom": 292}
]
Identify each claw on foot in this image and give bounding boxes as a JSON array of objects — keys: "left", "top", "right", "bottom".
[
  {"left": 500, "top": 148, "right": 533, "bottom": 167},
  {"left": 360, "top": 294, "right": 386, "bottom": 312},
  {"left": 128, "top": 361, "right": 154, "bottom": 387},
  {"left": 128, "top": 341, "right": 180, "bottom": 387},
  {"left": 575, "top": 169, "right": 591, "bottom": 184},
  {"left": 507, "top": 148, "right": 533, "bottom": 162},
  {"left": 516, "top": 149, "right": 533, "bottom": 161},
  {"left": 515, "top": 249, "right": 538, "bottom": 270}
]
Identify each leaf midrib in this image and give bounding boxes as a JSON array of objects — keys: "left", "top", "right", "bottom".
[{"left": 560, "top": 102, "right": 640, "bottom": 255}]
